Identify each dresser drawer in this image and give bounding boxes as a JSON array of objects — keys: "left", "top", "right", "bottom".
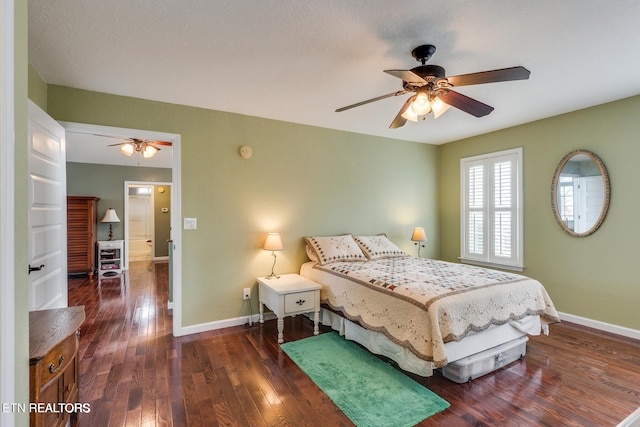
[
  {"left": 35, "top": 332, "right": 78, "bottom": 386},
  {"left": 284, "top": 290, "right": 316, "bottom": 314},
  {"left": 62, "top": 355, "right": 79, "bottom": 403}
]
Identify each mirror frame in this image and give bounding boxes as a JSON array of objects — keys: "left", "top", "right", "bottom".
[{"left": 551, "top": 149, "right": 610, "bottom": 237}]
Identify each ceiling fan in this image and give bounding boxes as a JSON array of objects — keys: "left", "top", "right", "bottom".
[
  {"left": 102, "top": 136, "right": 172, "bottom": 159},
  {"left": 335, "top": 44, "right": 530, "bottom": 128}
]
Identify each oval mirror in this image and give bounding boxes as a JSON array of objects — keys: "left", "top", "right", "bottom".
[{"left": 551, "top": 149, "right": 610, "bottom": 237}]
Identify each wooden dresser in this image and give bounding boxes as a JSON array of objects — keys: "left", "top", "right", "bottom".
[
  {"left": 29, "top": 306, "right": 85, "bottom": 427},
  {"left": 67, "top": 196, "right": 100, "bottom": 275}
]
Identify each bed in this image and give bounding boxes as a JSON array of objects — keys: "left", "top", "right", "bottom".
[{"left": 300, "top": 234, "right": 560, "bottom": 377}]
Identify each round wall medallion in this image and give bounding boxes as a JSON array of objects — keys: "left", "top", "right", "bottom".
[{"left": 239, "top": 145, "right": 253, "bottom": 159}]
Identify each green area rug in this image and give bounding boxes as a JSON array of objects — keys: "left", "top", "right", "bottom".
[{"left": 281, "top": 332, "right": 449, "bottom": 427}]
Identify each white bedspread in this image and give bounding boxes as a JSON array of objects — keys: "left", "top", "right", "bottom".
[{"left": 300, "top": 257, "right": 559, "bottom": 367}]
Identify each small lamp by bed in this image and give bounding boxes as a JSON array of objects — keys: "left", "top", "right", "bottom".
[
  {"left": 411, "top": 227, "right": 427, "bottom": 257},
  {"left": 263, "top": 232, "right": 284, "bottom": 279}
]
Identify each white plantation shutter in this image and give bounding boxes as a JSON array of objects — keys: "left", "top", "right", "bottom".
[
  {"left": 493, "top": 160, "right": 513, "bottom": 259},
  {"left": 461, "top": 148, "right": 523, "bottom": 269},
  {"left": 467, "top": 164, "right": 485, "bottom": 256}
]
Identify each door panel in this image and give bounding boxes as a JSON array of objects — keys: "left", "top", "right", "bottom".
[{"left": 28, "top": 100, "right": 67, "bottom": 310}]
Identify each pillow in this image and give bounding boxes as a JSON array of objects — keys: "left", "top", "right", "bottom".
[
  {"left": 354, "top": 234, "right": 407, "bottom": 260},
  {"left": 306, "top": 244, "right": 319, "bottom": 262},
  {"left": 304, "top": 235, "right": 367, "bottom": 265}
]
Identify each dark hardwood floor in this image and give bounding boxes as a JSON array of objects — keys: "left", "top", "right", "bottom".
[{"left": 68, "top": 261, "right": 640, "bottom": 426}]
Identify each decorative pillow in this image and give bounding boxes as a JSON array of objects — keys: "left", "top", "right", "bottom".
[
  {"left": 304, "top": 235, "right": 367, "bottom": 265},
  {"left": 354, "top": 234, "right": 408, "bottom": 260},
  {"left": 306, "top": 244, "right": 319, "bottom": 262}
]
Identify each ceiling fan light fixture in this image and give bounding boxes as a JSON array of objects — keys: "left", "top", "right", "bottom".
[
  {"left": 401, "top": 96, "right": 419, "bottom": 122},
  {"left": 335, "top": 44, "right": 530, "bottom": 129},
  {"left": 120, "top": 143, "right": 134, "bottom": 156},
  {"left": 142, "top": 144, "right": 158, "bottom": 158},
  {"left": 401, "top": 109, "right": 419, "bottom": 122},
  {"left": 431, "top": 96, "right": 451, "bottom": 119},
  {"left": 410, "top": 91, "right": 431, "bottom": 115}
]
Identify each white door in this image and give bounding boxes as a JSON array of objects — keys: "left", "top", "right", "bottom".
[
  {"left": 128, "top": 192, "right": 153, "bottom": 261},
  {"left": 28, "top": 100, "right": 68, "bottom": 310},
  {"left": 574, "top": 175, "right": 605, "bottom": 233}
]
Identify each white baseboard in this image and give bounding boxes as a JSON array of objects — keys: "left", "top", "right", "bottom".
[
  {"left": 178, "top": 312, "right": 276, "bottom": 336},
  {"left": 175, "top": 309, "right": 639, "bottom": 345},
  {"left": 617, "top": 406, "right": 640, "bottom": 427},
  {"left": 558, "top": 312, "right": 640, "bottom": 341}
]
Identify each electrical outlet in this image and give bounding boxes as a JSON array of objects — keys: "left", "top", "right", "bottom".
[{"left": 242, "top": 288, "right": 251, "bottom": 300}]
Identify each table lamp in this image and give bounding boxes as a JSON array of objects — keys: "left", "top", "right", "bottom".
[
  {"left": 101, "top": 208, "right": 120, "bottom": 241},
  {"left": 263, "top": 233, "right": 284, "bottom": 279}
]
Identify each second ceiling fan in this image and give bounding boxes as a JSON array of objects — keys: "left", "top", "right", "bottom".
[
  {"left": 105, "top": 137, "right": 172, "bottom": 159},
  {"left": 336, "top": 44, "right": 530, "bottom": 128}
]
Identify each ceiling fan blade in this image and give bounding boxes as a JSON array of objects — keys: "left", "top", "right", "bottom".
[
  {"left": 95, "top": 134, "right": 171, "bottom": 146},
  {"left": 92, "top": 133, "right": 135, "bottom": 142},
  {"left": 383, "top": 69, "right": 426, "bottom": 84},
  {"left": 336, "top": 90, "right": 408, "bottom": 112},
  {"left": 438, "top": 90, "right": 494, "bottom": 117},
  {"left": 107, "top": 142, "right": 128, "bottom": 147},
  {"left": 389, "top": 97, "right": 414, "bottom": 129},
  {"left": 446, "top": 66, "right": 530, "bottom": 87}
]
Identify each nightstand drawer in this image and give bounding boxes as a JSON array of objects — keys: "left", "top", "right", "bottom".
[
  {"left": 284, "top": 291, "right": 316, "bottom": 313},
  {"left": 99, "top": 241, "right": 121, "bottom": 250}
]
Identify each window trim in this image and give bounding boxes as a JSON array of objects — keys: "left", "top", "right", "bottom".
[{"left": 460, "top": 148, "right": 524, "bottom": 271}]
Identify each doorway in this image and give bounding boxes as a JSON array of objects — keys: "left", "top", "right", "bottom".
[
  {"left": 124, "top": 181, "right": 172, "bottom": 267},
  {"left": 61, "top": 122, "right": 183, "bottom": 335}
]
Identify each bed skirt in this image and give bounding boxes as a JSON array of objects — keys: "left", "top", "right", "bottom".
[
  {"left": 320, "top": 308, "right": 435, "bottom": 376},
  {"left": 319, "top": 307, "right": 543, "bottom": 377}
]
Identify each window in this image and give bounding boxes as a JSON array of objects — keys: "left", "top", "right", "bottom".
[{"left": 460, "top": 148, "right": 523, "bottom": 270}]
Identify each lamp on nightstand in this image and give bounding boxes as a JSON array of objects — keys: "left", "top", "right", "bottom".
[
  {"left": 101, "top": 208, "right": 120, "bottom": 241},
  {"left": 411, "top": 227, "right": 427, "bottom": 257},
  {"left": 263, "top": 233, "right": 284, "bottom": 279}
]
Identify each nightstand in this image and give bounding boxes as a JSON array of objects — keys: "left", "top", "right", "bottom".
[
  {"left": 257, "top": 274, "right": 321, "bottom": 344},
  {"left": 97, "top": 240, "right": 124, "bottom": 276}
]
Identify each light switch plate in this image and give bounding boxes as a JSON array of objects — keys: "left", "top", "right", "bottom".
[{"left": 184, "top": 218, "right": 197, "bottom": 230}]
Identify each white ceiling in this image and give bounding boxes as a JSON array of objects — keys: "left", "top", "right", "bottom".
[{"left": 28, "top": 0, "right": 640, "bottom": 162}]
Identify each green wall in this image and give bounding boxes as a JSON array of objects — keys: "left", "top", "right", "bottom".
[
  {"left": 438, "top": 95, "right": 640, "bottom": 330},
  {"left": 48, "top": 86, "right": 439, "bottom": 326},
  {"left": 153, "top": 185, "right": 171, "bottom": 257},
  {"left": 28, "top": 64, "right": 47, "bottom": 111},
  {"left": 66, "top": 162, "right": 172, "bottom": 242},
  {"left": 10, "top": 0, "right": 30, "bottom": 424}
]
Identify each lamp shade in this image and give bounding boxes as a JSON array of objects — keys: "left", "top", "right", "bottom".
[
  {"left": 263, "top": 233, "right": 284, "bottom": 251},
  {"left": 143, "top": 144, "right": 159, "bottom": 158},
  {"left": 410, "top": 91, "right": 431, "bottom": 115},
  {"left": 411, "top": 227, "right": 427, "bottom": 242},
  {"left": 431, "top": 96, "right": 451, "bottom": 119},
  {"left": 401, "top": 96, "right": 419, "bottom": 122},
  {"left": 101, "top": 208, "right": 121, "bottom": 223},
  {"left": 120, "top": 144, "right": 134, "bottom": 156}
]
